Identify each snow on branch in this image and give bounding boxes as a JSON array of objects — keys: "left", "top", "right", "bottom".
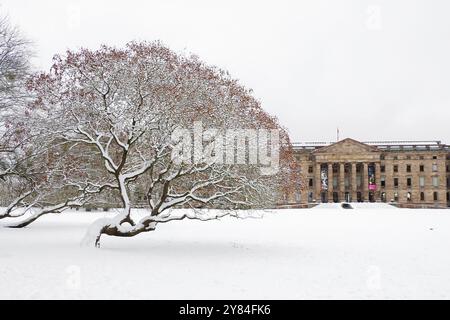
[{"left": 2, "top": 41, "right": 298, "bottom": 247}]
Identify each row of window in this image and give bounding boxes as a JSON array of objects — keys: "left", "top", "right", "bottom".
[
  {"left": 306, "top": 163, "right": 449, "bottom": 174},
  {"left": 307, "top": 176, "right": 443, "bottom": 188},
  {"left": 380, "top": 155, "right": 440, "bottom": 160},
  {"left": 381, "top": 191, "right": 442, "bottom": 202},
  {"left": 385, "top": 164, "right": 443, "bottom": 173},
  {"left": 298, "top": 154, "right": 450, "bottom": 162},
  {"left": 382, "top": 176, "right": 441, "bottom": 188},
  {"left": 294, "top": 191, "right": 448, "bottom": 203}
]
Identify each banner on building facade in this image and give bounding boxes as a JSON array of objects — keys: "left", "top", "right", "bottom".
[
  {"left": 321, "top": 166, "right": 328, "bottom": 191},
  {"left": 368, "top": 164, "right": 377, "bottom": 191}
]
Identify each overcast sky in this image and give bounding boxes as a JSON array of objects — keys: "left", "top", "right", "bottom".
[{"left": 1, "top": 0, "right": 449, "bottom": 143}]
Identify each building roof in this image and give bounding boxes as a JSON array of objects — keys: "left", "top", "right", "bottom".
[{"left": 292, "top": 139, "right": 449, "bottom": 152}]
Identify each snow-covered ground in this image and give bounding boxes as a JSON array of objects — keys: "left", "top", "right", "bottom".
[
  {"left": 1, "top": 205, "right": 450, "bottom": 299},
  {"left": 313, "top": 202, "right": 398, "bottom": 210}
]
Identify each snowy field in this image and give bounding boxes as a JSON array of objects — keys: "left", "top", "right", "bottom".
[{"left": 1, "top": 205, "right": 450, "bottom": 299}]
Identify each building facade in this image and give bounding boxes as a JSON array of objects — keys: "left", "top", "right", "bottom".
[{"left": 286, "top": 138, "right": 450, "bottom": 208}]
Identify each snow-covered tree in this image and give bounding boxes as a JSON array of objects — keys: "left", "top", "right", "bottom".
[{"left": 13, "top": 41, "right": 297, "bottom": 246}]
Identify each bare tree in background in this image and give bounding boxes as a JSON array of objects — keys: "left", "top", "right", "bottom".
[
  {"left": 0, "top": 15, "right": 30, "bottom": 111},
  {"left": 0, "top": 14, "right": 32, "bottom": 179},
  {"left": 0, "top": 14, "right": 36, "bottom": 212}
]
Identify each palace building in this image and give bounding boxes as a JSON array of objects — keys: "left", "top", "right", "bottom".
[{"left": 286, "top": 138, "right": 450, "bottom": 208}]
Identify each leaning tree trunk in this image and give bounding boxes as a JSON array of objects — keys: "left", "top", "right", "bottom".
[
  {"left": 6, "top": 205, "right": 70, "bottom": 228},
  {"left": 7, "top": 211, "right": 48, "bottom": 228},
  {"left": 82, "top": 177, "right": 143, "bottom": 247},
  {"left": 5, "top": 199, "right": 84, "bottom": 228},
  {"left": 81, "top": 216, "right": 155, "bottom": 248}
]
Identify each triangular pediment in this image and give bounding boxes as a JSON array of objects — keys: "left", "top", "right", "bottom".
[{"left": 313, "top": 138, "right": 380, "bottom": 155}]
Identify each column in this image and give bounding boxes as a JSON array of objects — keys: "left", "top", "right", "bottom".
[
  {"left": 384, "top": 162, "right": 393, "bottom": 202},
  {"left": 328, "top": 163, "right": 334, "bottom": 202},
  {"left": 363, "top": 162, "right": 369, "bottom": 202},
  {"left": 375, "top": 162, "right": 381, "bottom": 202},
  {"left": 314, "top": 162, "right": 321, "bottom": 202},
  {"left": 351, "top": 162, "right": 357, "bottom": 202},
  {"left": 339, "top": 162, "right": 345, "bottom": 201}
]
